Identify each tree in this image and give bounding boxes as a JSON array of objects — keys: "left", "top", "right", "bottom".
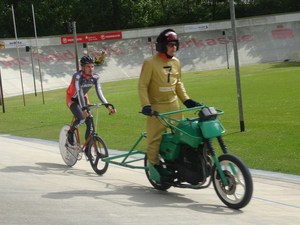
[{"left": 0, "top": 0, "right": 300, "bottom": 38}]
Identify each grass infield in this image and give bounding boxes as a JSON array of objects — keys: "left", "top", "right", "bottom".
[{"left": 1, "top": 62, "right": 299, "bottom": 175}]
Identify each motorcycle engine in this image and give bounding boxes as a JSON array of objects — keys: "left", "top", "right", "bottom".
[{"left": 174, "top": 144, "right": 211, "bottom": 185}]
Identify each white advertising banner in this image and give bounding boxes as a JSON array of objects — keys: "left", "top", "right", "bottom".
[
  {"left": 0, "top": 39, "right": 29, "bottom": 49},
  {"left": 184, "top": 24, "right": 209, "bottom": 33}
]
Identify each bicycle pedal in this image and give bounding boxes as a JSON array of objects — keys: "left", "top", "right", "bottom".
[
  {"left": 77, "top": 152, "right": 83, "bottom": 160},
  {"left": 84, "top": 154, "right": 94, "bottom": 161},
  {"left": 84, "top": 153, "right": 94, "bottom": 162}
]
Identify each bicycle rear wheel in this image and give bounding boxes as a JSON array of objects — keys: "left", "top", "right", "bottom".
[
  {"left": 87, "top": 135, "right": 109, "bottom": 175},
  {"left": 59, "top": 125, "right": 80, "bottom": 167}
]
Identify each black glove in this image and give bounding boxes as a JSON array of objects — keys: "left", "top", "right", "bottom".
[
  {"left": 82, "top": 105, "right": 90, "bottom": 111},
  {"left": 142, "top": 105, "right": 152, "bottom": 116},
  {"left": 183, "top": 99, "right": 202, "bottom": 108},
  {"left": 104, "top": 103, "right": 114, "bottom": 109}
]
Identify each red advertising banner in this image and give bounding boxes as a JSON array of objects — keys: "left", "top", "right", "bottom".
[
  {"left": 61, "top": 31, "right": 122, "bottom": 44},
  {"left": 271, "top": 25, "right": 294, "bottom": 39}
]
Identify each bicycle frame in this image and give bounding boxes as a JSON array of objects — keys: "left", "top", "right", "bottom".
[{"left": 71, "top": 103, "right": 109, "bottom": 153}]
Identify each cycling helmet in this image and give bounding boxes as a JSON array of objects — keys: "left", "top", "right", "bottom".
[
  {"left": 155, "top": 29, "right": 179, "bottom": 54},
  {"left": 80, "top": 55, "right": 94, "bottom": 66}
]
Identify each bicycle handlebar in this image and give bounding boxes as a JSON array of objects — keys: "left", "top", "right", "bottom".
[{"left": 87, "top": 103, "right": 115, "bottom": 109}]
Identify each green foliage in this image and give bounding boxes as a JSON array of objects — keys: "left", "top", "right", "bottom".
[
  {"left": 1, "top": 0, "right": 300, "bottom": 38},
  {"left": 0, "top": 62, "right": 300, "bottom": 175}
]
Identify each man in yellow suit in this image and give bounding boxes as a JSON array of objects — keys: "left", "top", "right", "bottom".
[{"left": 138, "top": 29, "right": 201, "bottom": 179}]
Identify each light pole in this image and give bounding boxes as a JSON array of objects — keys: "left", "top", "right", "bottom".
[
  {"left": 32, "top": 4, "right": 45, "bottom": 104},
  {"left": 72, "top": 21, "right": 79, "bottom": 71},
  {"left": 26, "top": 46, "right": 37, "bottom": 96},
  {"left": 11, "top": 4, "right": 26, "bottom": 106},
  {"left": 63, "top": 21, "right": 79, "bottom": 71},
  {"left": 222, "top": 30, "right": 229, "bottom": 69},
  {"left": 229, "top": 0, "right": 245, "bottom": 132}
]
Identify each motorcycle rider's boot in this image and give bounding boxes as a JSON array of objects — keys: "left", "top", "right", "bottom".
[
  {"left": 154, "top": 164, "right": 170, "bottom": 176},
  {"left": 150, "top": 163, "right": 173, "bottom": 183},
  {"left": 148, "top": 163, "right": 161, "bottom": 182}
]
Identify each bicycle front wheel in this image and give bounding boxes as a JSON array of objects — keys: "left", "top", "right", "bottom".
[
  {"left": 212, "top": 154, "right": 253, "bottom": 209},
  {"left": 87, "top": 136, "right": 109, "bottom": 175}
]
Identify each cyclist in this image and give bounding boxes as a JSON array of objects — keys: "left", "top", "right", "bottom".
[
  {"left": 66, "top": 55, "right": 116, "bottom": 147},
  {"left": 138, "top": 29, "right": 201, "bottom": 178}
]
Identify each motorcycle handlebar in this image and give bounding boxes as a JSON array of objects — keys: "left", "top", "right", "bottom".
[
  {"left": 139, "top": 105, "right": 224, "bottom": 118},
  {"left": 158, "top": 105, "right": 224, "bottom": 117}
]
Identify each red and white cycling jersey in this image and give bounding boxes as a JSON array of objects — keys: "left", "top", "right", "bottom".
[{"left": 66, "top": 70, "right": 108, "bottom": 108}]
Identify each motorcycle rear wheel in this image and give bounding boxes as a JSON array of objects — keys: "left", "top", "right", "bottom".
[{"left": 212, "top": 154, "right": 253, "bottom": 209}]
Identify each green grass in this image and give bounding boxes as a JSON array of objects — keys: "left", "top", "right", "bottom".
[{"left": 1, "top": 62, "right": 299, "bottom": 175}]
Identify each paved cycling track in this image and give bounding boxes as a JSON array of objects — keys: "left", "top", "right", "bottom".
[{"left": 0, "top": 134, "right": 299, "bottom": 225}]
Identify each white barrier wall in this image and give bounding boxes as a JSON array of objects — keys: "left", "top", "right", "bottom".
[{"left": 0, "top": 12, "right": 299, "bottom": 97}]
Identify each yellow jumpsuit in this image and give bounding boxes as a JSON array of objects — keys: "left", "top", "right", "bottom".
[{"left": 138, "top": 53, "right": 190, "bottom": 165}]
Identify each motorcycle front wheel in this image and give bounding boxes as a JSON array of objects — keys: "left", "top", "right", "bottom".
[{"left": 212, "top": 154, "right": 253, "bottom": 209}]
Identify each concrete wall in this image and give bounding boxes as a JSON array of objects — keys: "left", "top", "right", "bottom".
[{"left": 0, "top": 12, "right": 299, "bottom": 97}]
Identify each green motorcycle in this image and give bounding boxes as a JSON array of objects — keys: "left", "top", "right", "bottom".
[{"left": 103, "top": 105, "right": 253, "bottom": 209}]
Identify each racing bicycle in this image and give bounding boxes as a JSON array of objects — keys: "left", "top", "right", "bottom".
[{"left": 59, "top": 103, "right": 113, "bottom": 175}]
